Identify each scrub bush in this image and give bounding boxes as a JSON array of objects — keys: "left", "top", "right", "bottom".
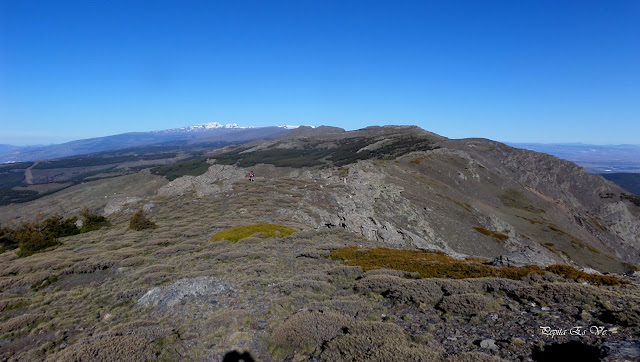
[{"left": 129, "top": 210, "right": 157, "bottom": 231}]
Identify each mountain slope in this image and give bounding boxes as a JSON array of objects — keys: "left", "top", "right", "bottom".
[
  {"left": 150, "top": 127, "right": 640, "bottom": 271},
  {"left": 4, "top": 126, "right": 638, "bottom": 271}
]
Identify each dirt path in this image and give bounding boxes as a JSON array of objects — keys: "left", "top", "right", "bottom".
[{"left": 24, "top": 161, "right": 39, "bottom": 185}]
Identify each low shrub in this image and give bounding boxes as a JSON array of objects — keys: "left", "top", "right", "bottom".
[
  {"left": 471, "top": 278, "right": 525, "bottom": 293},
  {"left": 510, "top": 283, "right": 600, "bottom": 306},
  {"left": 320, "top": 321, "right": 441, "bottom": 362},
  {"left": 432, "top": 279, "right": 483, "bottom": 296},
  {"left": 3, "top": 213, "right": 83, "bottom": 256},
  {"left": 42, "top": 213, "right": 80, "bottom": 238},
  {"left": 310, "top": 296, "right": 374, "bottom": 319},
  {"left": 598, "top": 308, "right": 640, "bottom": 327},
  {"left": 278, "top": 279, "right": 334, "bottom": 294},
  {"left": 270, "top": 310, "right": 352, "bottom": 356},
  {"left": 0, "top": 225, "right": 18, "bottom": 252},
  {"left": 385, "top": 279, "right": 444, "bottom": 306},
  {"left": 80, "top": 207, "right": 111, "bottom": 232},
  {"left": 128, "top": 210, "right": 158, "bottom": 231},
  {"left": 354, "top": 275, "right": 406, "bottom": 294},
  {"left": 7, "top": 210, "right": 114, "bottom": 256},
  {"left": 436, "top": 293, "right": 499, "bottom": 314},
  {"left": 14, "top": 221, "right": 60, "bottom": 257},
  {"left": 327, "top": 265, "right": 363, "bottom": 280},
  {"left": 210, "top": 223, "right": 297, "bottom": 242}
]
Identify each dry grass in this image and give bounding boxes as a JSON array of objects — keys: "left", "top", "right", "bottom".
[
  {"left": 473, "top": 226, "right": 509, "bottom": 241},
  {"left": 269, "top": 310, "right": 352, "bottom": 357},
  {"left": 499, "top": 189, "right": 543, "bottom": 213},
  {"left": 210, "top": 223, "right": 297, "bottom": 242},
  {"left": 51, "top": 335, "right": 154, "bottom": 361},
  {"left": 319, "top": 321, "right": 441, "bottom": 362}
]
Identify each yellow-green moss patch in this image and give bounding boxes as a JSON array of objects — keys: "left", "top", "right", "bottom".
[
  {"left": 330, "top": 247, "right": 627, "bottom": 285},
  {"left": 210, "top": 223, "right": 297, "bottom": 242}
]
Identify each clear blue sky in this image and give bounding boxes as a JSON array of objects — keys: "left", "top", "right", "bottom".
[{"left": 1, "top": 0, "right": 638, "bottom": 145}]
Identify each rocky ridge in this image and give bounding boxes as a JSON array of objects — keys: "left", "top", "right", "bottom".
[{"left": 156, "top": 127, "right": 640, "bottom": 271}]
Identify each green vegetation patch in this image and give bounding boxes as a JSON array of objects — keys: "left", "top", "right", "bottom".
[
  {"left": 499, "top": 189, "right": 544, "bottom": 213},
  {"left": 210, "top": 223, "right": 297, "bottom": 242},
  {"left": 13, "top": 221, "right": 62, "bottom": 257},
  {"left": 150, "top": 157, "right": 210, "bottom": 180},
  {"left": 80, "top": 208, "right": 111, "bottom": 232},
  {"left": 212, "top": 136, "right": 437, "bottom": 169},
  {"left": 33, "top": 153, "right": 177, "bottom": 169},
  {"left": 0, "top": 162, "right": 34, "bottom": 171},
  {"left": 0, "top": 170, "right": 26, "bottom": 188},
  {"left": 601, "top": 173, "right": 640, "bottom": 197},
  {"left": 2, "top": 210, "right": 112, "bottom": 256},
  {"left": 330, "top": 247, "right": 627, "bottom": 285},
  {"left": 214, "top": 147, "right": 326, "bottom": 168},
  {"left": 0, "top": 188, "right": 40, "bottom": 206}
]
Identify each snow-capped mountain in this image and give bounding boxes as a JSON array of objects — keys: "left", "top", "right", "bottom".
[
  {"left": 0, "top": 123, "right": 293, "bottom": 163},
  {"left": 158, "top": 122, "right": 306, "bottom": 133},
  {"left": 160, "top": 122, "right": 252, "bottom": 133}
]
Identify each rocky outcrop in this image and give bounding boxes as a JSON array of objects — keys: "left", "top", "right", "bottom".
[
  {"left": 157, "top": 164, "right": 247, "bottom": 197},
  {"left": 137, "top": 277, "right": 233, "bottom": 309}
]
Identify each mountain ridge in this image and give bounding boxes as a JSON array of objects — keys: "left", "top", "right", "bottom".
[{"left": 1, "top": 125, "right": 639, "bottom": 361}]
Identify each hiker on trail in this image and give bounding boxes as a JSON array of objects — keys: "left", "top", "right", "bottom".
[{"left": 249, "top": 171, "right": 254, "bottom": 182}]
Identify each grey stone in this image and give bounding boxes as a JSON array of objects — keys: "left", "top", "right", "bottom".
[
  {"left": 137, "top": 277, "right": 233, "bottom": 309},
  {"left": 480, "top": 338, "right": 498, "bottom": 350}
]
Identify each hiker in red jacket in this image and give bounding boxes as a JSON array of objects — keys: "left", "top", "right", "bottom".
[{"left": 249, "top": 171, "right": 254, "bottom": 182}]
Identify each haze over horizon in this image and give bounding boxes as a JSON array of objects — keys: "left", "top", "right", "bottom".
[{"left": 1, "top": 1, "right": 638, "bottom": 146}]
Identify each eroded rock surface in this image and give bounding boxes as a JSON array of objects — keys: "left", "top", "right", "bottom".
[{"left": 137, "top": 277, "right": 233, "bottom": 309}]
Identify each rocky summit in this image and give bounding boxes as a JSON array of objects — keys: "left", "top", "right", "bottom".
[{"left": 1, "top": 126, "right": 639, "bottom": 361}]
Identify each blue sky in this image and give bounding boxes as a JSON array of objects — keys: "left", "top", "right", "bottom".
[{"left": 1, "top": 0, "right": 638, "bottom": 145}]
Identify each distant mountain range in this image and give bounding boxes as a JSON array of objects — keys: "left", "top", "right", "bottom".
[
  {"left": 507, "top": 143, "right": 640, "bottom": 174},
  {"left": 0, "top": 123, "right": 294, "bottom": 163},
  {"left": 3, "top": 127, "right": 639, "bottom": 179}
]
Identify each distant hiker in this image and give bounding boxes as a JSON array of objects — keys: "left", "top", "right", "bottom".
[{"left": 249, "top": 171, "right": 254, "bottom": 182}]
